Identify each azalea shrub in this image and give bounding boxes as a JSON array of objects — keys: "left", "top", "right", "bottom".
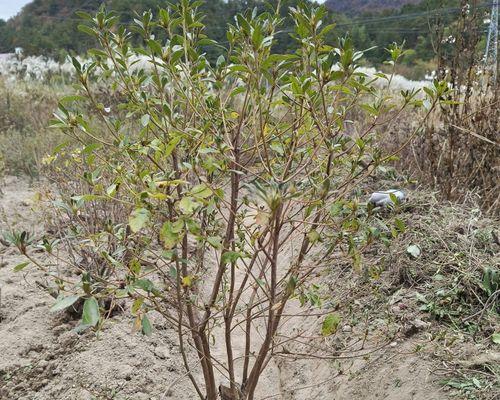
[{"left": 14, "top": 1, "right": 451, "bottom": 398}]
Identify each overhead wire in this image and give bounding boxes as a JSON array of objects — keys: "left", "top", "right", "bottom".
[{"left": 9, "top": 1, "right": 498, "bottom": 27}]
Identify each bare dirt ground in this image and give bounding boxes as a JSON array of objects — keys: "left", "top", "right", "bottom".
[{"left": 0, "top": 176, "right": 497, "bottom": 399}]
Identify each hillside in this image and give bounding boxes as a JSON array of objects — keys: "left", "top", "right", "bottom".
[
  {"left": 0, "top": 0, "right": 315, "bottom": 57},
  {"left": 0, "top": 0, "right": 477, "bottom": 74},
  {"left": 325, "top": 0, "right": 420, "bottom": 14}
]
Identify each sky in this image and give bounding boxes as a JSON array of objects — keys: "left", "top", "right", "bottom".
[
  {"left": 0, "top": 0, "right": 32, "bottom": 20},
  {"left": 0, "top": 0, "right": 327, "bottom": 21}
]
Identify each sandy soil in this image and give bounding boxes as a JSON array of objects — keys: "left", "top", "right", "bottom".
[{"left": 0, "top": 176, "right": 462, "bottom": 399}]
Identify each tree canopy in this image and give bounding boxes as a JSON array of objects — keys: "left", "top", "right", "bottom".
[{"left": 0, "top": 0, "right": 488, "bottom": 72}]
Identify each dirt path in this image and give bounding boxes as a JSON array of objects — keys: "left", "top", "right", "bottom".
[{"left": 0, "top": 176, "right": 454, "bottom": 399}]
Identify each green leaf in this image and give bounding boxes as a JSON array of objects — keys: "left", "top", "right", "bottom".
[
  {"left": 71, "top": 194, "right": 102, "bottom": 203},
  {"left": 191, "top": 184, "right": 212, "bottom": 199},
  {"left": 407, "top": 244, "right": 421, "bottom": 258},
  {"left": 106, "top": 184, "right": 117, "bottom": 196},
  {"left": 134, "top": 279, "right": 154, "bottom": 293},
  {"left": 73, "top": 324, "right": 91, "bottom": 334},
  {"left": 59, "top": 95, "right": 86, "bottom": 104},
  {"left": 13, "top": 261, "right": 30, "bottom": 272},
  {"left": 321, "top": 313, "right": 341, "bottom": 336},
  {"left": 141, "top": 114, "right": 150, "bottom": 127},
  {"left": 75, "top": 11, "right": 92, "bottom": 20},
  {"left": 164, "top": 136, "right": 181, "bottom": 157},
  {"left": 82, "top": 297, "right": 100, "bottom": 327},
  {"left": 160, "top": 221, "right": 182, "bottom": 249},
  {"left": 492, "top": 333, "right": 500, "bottom": 345},
  {"left": 141, "top": 314, "right": 152, "bottom": 336},
  {"left": 221, "top": 251, "right": 242, "bottom": 265},
  {"left": 129, "top": 208, "right": 150, "bottom": 233},
  {"left": 206, "top": 236, "right": 222, "bottom": 249},
  {"left": 286, "top": 276, "right": 298, "bottom": 295},
  {"left": 270, "top": 142, "right": 284, "bottom": 155},
  {"left": 307, "top": 229, "right": 320, "bottom": 244},
  {"left": 147, "top": 39, "right": 162, "bottom": 55},
  {"left": 330, "top": 202, "right": 344, "bottom": 217},
  {"left": 77, "top": 24, "right": 96, "bottom": 37},
  {"left": 51, "top": 295, "right": 80, "bottom": 312},
  {"left": 394, "top": 218, "right": 406, "bottom": 233},
  {"left": 178, "top": 197, "right": 200, "bottom": 215},
  {"left": 131, "top": 298, "right": 144, "bottom": 315}
]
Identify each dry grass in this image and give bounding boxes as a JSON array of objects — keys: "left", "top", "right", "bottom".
[
  {"left": 384, "top": 85, "right": 499, "bottom": 216},
  {"left": 0, "top": 79, "right": 67, "bottom": 176},
  {"left": 326, "top": 184, "right": 500, "bottom": 399},
  {"left": 389, "top": 188, "right": 498, "bottom": 321}
]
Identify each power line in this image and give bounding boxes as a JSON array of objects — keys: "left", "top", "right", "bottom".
[
  {"left": 14, "top": 2, "right": 498, "bottom": 28},
  {"left": 0, "top": 1, "right": 495, "bottom": 53},
  {"left": 335, "top": 2, "right": 497, "bottom": 26}
]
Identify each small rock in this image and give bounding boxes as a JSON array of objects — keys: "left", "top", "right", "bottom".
[
  {"left": 342, "top": 325, "right": 352, "bottom": 333},
  {"left": 58, "top": 331, "right": 78, "bottom": 347},
  {"left": 390, "top": 305, "right": 402, "bottom": 315},
  {"left": 412, "top": 319, "right": 430, "bottom": 329},
  {"left": 154, "top": 345, "right": 170, "bottom": 359},
  {"left": 390, "top": 341, "right": 398, "bottom": 347},
  {"left": 38, "top": 359, "right": 49, "bottom": 369},
  {"left": 117, "top": 365, "right": 134, "bottom": 381},
  {"left": 14, "top": 383, "right": 27, "bottom": 392},
  {"left": 462, "top": 352, "right": 500, "bottom": 368}
]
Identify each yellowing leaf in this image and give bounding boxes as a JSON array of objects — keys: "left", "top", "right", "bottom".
[
  {"left": 263, "top": 124, "right": 270, "bottom": 136},
  {"left": 182, "top": 275, "right": 193, "bottom": 287},
  {"left": 129, "top": 208, "right": 150, "bottom": 233},
  {"left": 255, "top": 210, "right": 269, "bottom": 226},
  {"left": 155, "top": 180, "right": 170, "bottom": 188},
  {"left": 155, "top": 179, "right": 187, "bottom": 188},
  {"left": 148, "top": 192, "right": 168, "bottom": 200},
  {"left": 160, "top": 221, "right": 183, "bottom": 249},
  {"left": 307, "top": 229, "right": 320, "bottom": 243},
  {"left": 131, "top": 298, "right": 144, "bottom": 315},
  {"left": 321, "top": 313, "right": 341, "bottom": 336},
  {"left": 133, "top": 315, "right": 142, "bottom": 333}
]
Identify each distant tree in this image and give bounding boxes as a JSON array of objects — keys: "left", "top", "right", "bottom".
[{"left": 0, "top": 0, "right": 483, "bottom": 68}]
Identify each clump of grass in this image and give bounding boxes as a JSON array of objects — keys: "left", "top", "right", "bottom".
[
  {"left": 385, "top": 189, "right": 499, "bottom": 335},
  {"left": 0, "top": 79, "right": 67, "bottom": 176},
  {"left": 387, "top": 1, "right": 499, "bottom": 215}
]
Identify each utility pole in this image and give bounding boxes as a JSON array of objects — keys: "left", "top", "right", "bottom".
[{"left": 484, "top": 2, "right": 498, "bottom": 82}]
